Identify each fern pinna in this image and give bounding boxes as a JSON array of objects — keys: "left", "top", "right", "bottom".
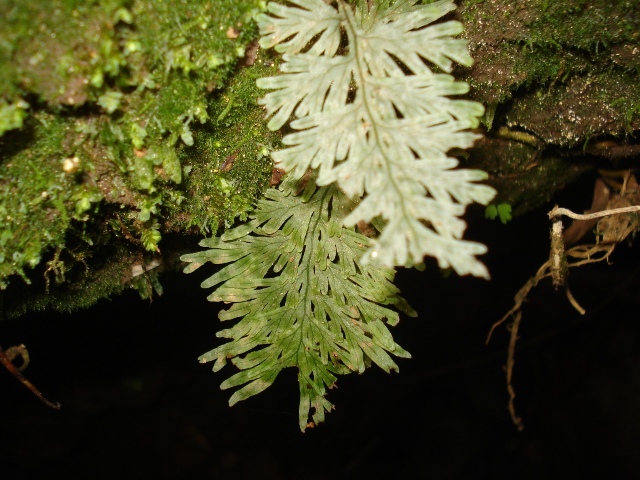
[
  {"left": 258, "top": 0, "right": 495, "bottom": 275},
  {"left": 182, "top": 176, "right": 415, "bottom": 430},
  {"left": 183, "top": 0, "right": 493, "bottom": 430}
]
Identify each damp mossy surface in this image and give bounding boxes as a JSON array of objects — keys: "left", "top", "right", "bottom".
[
  {"left": 2, "top": 0, "right": 639, "bottom": 313},
  {"left": 459, "top": 0, "right": 640, "bottom": 214},
  {"left": 0, "top": 0, "right": 272, "bottom": 313}
]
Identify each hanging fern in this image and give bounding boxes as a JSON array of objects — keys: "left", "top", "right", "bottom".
[
  {"left": 183, "top": 0, "right": 494, "bottom": 430},
  {"left": 182, "top": 176, "right": 415, "bottom": 430},
  {"left": 257, "top": 0, "right": 495, "bottom": 275}
]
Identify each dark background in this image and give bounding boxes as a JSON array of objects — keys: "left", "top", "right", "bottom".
[{"left": 1, "top": 174, "right": 640, "bottom": 479}]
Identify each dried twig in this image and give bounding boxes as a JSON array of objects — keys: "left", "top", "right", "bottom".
[{"left": 548, "top": 204, "right": 640, "bottom": 221}]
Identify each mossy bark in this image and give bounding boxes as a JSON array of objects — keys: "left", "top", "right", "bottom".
[
  {"left": 0, "top": 0, "right": 277, "bottom": 315},
  {"left": 1, "top": 0, "right": 638, "bottom": 315},
  {"left": 459, "top": 0, "right": 640, "bottom": 215}
]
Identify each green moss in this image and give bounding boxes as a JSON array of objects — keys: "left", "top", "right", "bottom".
[
  {"left": 0, "top": 0, "right": 271, "bottom": 308},
  {"left": 4, "top": 243, "right": 142, "bottom": 317},
  {"left": 458, "top": 0, "right": 639, "bottom": 217},
  {"left": 462, "top": 0, "right": 640, "bottom": 113},
  {"left": 169, "top": 50, "right": 279, "bottom": 234},
  {"left": 0, "top": 112, "right": 91, "bottom": 287},
  {"left": 527, "top": 0, "right": 640, "bottom": 53},
  {"left": 505, "top": 70, "right": 640, "bottom": 146}
]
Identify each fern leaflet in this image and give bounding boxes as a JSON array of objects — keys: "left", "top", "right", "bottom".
[
  {"left": 257, "top": 0, "right": 496, "bottom": 276},
  {"left": 182, "top": 177, "right": 414, "bottom": 430}
]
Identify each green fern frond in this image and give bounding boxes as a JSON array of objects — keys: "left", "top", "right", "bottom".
[
  {"left": 182, "top": 177, "right": 414, "bottom": 430},
  {"left": 257, "top": 0, "right": 496, "bottom": 276}
]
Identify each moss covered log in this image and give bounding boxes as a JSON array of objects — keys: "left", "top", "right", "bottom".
[
  {"left": 1, "top": 0, "right": 638, "bottom": 315},
  {"left": 0, "top": 0, "right": 279, "bottom": 314}
]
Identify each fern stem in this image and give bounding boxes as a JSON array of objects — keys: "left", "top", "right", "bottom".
[{"left": 339, "top": 1, "right": 420, "bottom": 261}]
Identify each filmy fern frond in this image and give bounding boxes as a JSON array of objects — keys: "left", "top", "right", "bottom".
[
  {"left": 257, "top": 0, "right": 496, "bottom": 276},
  {"left": 182, "top": 177, "right": 414, "bottom": 431}
]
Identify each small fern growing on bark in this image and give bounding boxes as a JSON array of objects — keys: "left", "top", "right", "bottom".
[{"left": 183, "top": 0, "right": 494, "bottom": 430}]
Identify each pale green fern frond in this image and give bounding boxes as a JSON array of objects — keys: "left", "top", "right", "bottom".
[
  {"left": 182, "top": 176, "right": 414, "bottom": 430},
  {"left": 257, "top": 0, "right": 496, "bottom": 276}
]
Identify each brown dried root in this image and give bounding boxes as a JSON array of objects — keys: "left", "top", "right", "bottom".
[
  {"left": 489, "top": 171, "right": 640, "bottom": 430},
  {"left": 505, "top": 311, "right": 524, "bottom": 431},
  {"left": 0, "top": 344, "right": 60, "bottom": 409}
]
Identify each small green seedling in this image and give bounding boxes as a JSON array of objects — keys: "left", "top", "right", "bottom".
[{"left": 485, "top": 203, "right": 513, "bottom": 224}]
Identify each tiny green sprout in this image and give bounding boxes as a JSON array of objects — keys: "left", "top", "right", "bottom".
[
  {"left": 90, "top": 71, "right": 104, "bottom": 88},
  {"left": 216, "top": 96, "right": 235, "bottom": 124},
  {"left": 140, "top": 223, "right": 162, "bottom": 252},
  {"left": 217, "top": 177, "right": 232, "bottom": 196},
  {"left": 130, "top": 123, "right": 148, "bottom": 150},
  {"left": 207, "top": 54, "right": 224, "bottom": 69},
  {"left": 485, "top": 203, "right": 513, "bottom": 224},
  {"left": 97, "top": 91, "right": 124, "bottom": 114},
  {"left": 124, "top": 40, "right": 142, "bottom": 56},
  {"left": 113, "top": 7, "right": 133, "bottom": 25},
  {"left": 180, "top": 128, "right": 194, "bottom": 146},
  {"left": 137, "top": 195, "right": 161, "bottom": 222},
  {"left": 73, "top": 190, "right": 102, "bottom": 217},
  {"left": 0, "top": 100, "right": 29, "bottom": 136}
]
